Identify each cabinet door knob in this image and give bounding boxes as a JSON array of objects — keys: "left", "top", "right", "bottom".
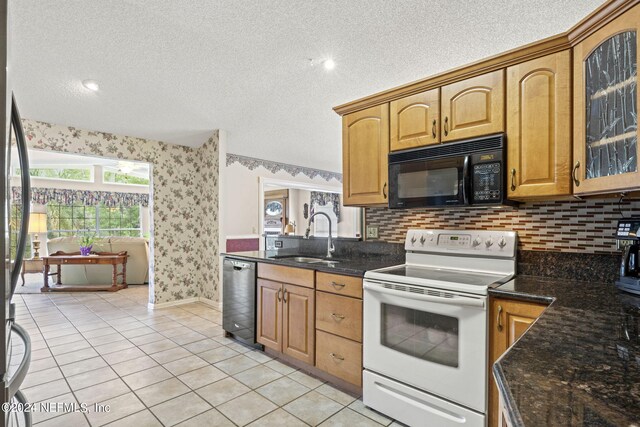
[
  {"left": 510, "top": 168, "right": 516, "bottom": 191},
  {"left": 444, "top": 117, "right": 449, "bottom": 136},
  {"left": 572, "top": 161, "right": 581, "bottom": 187},
  {"left": 497, "top": 305, "right": 503, "bottom": 332},
  {"left": 329, "top": 352, "right": 344, "bottom": 361},
  {"left": 432, "top": 119, "right": 437, "bottom": 139}
]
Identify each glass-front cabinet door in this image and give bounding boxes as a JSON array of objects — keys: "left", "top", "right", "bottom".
[{"left": 573, "top": 4, "right": 639, "bottom": 195}]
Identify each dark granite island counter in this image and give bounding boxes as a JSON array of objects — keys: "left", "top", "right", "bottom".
[{"left": 490, "top": 276, "right": 640, "bottom": 426}]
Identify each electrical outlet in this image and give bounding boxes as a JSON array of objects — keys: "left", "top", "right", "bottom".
[
  {"left": 275, "top": 240, "right": 283, "bottom": 248},
  {"left": 366, "top": 225, "right": 379, "bottom": 239}
]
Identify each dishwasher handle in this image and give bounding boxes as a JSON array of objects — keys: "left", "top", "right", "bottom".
[{"left": 225, "top": 259, "right": 255, "bottom": 271}]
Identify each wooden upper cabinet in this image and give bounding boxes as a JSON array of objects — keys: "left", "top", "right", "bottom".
[
  {"left": 507, "top": 51, "right": 572, "bottom": 199},
  {"left": 440, "top": 70, "right": 505, "bottom": 142},
  {"left": 390, "top": 89, "right": 440, "bottom": 151},
  {"left": 488, "top": 297, "right": 547, "bottom": 427},
  {"left": 282, "top": 284, "right": 315, "bottom": 365},
  {"left": 573, "top": 4, "right": 640, "bottom": 195},
  {"left": 342, "top": 104, "right": 389, "bottom": 206}
]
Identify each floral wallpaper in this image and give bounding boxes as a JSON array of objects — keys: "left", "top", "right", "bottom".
[
  {"left": 226, "top": 153, "right": 342, "bottom": 182},
  {"left": 22, "top": 119, "right": 220, "bottom": 304},
  {"left": 11, "top": 187, "right": 149, "bottom": 208}
]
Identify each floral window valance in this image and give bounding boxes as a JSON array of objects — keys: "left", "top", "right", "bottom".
[
  {"left": 310, "top": 191, "right": 340, "bottom": 222},
  {"left": 11, "top": 187, "right": 149, "bottom": 208}
]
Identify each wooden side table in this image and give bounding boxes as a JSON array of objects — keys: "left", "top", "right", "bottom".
[{"left": 21, "top": 258, "right": 44, "bottom": 286}]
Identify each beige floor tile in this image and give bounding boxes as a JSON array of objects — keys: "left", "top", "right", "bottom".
[
  {"left": 196, "top": 376, "right": 250, "bottom": 406},
  {"left": 214, "top": 354, "right": 259, "bottom": 375},
  {"left": 174, "top": 408, "right": 234, "bottom": 427},
  {"left": 45, "top": 332, "right": 85, "bottom": 347},
  {"left": 54, "top": 347, "right": 99, "bottom": 365},
  {"left": 21, "top": 366, "right": 63, "bottom": 389},
  {"left": 320, "top": 407, "right": 386, "bottom": 426},
  {"left": 284, "top": 391, "right": 343, "bottom": 426},
  {"left": 94, "top": 339, "right": 135, "bottom": 355},
  {"left": 150, "top": 392, "right": 211, "bottom": 426},
  {"left": 49, "top": 340, "right": 91, "bottom": 356},
  {"left": 244, "top": 350, "right": 273, "bottom": 364},
  {"left": 30, "top": 392, "right": 79, "bottom": 424},
  {"left": 36, "top": 411, "right": 89, "bottom": 427},
  {"left": 182, "top": 338, "right": 222, "bottom": 354},
  {"left": 86, "top": 332, "right": 126, "bottom": 346},
  {"left": 81, "top": 326, "right": 118, "bottom": 338},
  {"left": 59, "top": 356, "right": 108, "bottom": 377},
  {"left": 264, "top": 359, "right": 297, "bottom": 375},
  {"left": 218, "top": 391, "right": 278, "bottom": 426},
  {"left": 104, "top": 409, "right": 162, "bottom": 427},
  {"left": 85, "top": 392, "right": 146, "bottom": 426},
  {"left": 74, "top": 378, "right": 131, "bottom": 405},
  {"left": 122, "top": 365, "right": 173, "bottom": 390},
  {"left": 170, "top": 331, "right": 208, "bottom": 346},
  {"left": 120, "top": 326, "right": 156, "bottom": 339},
  {"left": 178, "top": 365, "right": 227, "bottom": 390},
  {"left": 316, "top": 383, "right": 358, "bottom": 406},
  {"left": 256, "top": 377, "right": 311, "bottom": 406},
  {"left": 101, "top": 347, "right": 146, "bottom": 365},
  {"left": 28, "top": 357, "right": 58, "bottom": 373},
  {"left": 288, "top": 370, "right": 325, "bottom": 389},
  {"left": 348, "top": 400, "right": 393, "bottom": 426},
  {"left": 248, "top": 408, "right": 308, "bottom": 426},
  {"left": 163, "top": 354, "right": 208, "bottom": 376},
  {"left": 149, "top": 346, "right": 192, "bottom": 364},
  {"left": 135, "top": 377, "right": 190, "bottom": 407},
  {"left": 111, "top": 355, "right": 158, "bottom": 376},
  {"left": 22, "top": 379, "right": 71, "bottom": 402},
  {"left": 138, "top": 338, "right": 179, "bottom": 354},
  {"left": 198, "top": 345, "right": 239, "bottom": 364},
  {"left": 67, "top": 366, "right": 119, "bottom": 391},
  {"left": 129, "top": 332, "right": 166, "bottom": 346},
  {"left": 234, "top": 364, "right": 282, "bottom": 389}
]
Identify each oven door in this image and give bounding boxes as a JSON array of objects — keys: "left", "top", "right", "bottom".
[
  {"left": 389, "top": 155, "right": 470, "bottom": 208},
  {"left": 363, "top": 279, "right": 487, "bottom": 413}
]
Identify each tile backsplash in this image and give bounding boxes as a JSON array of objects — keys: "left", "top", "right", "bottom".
[{"left": 365, "top": 198, "right": 640, "bottom": 254}]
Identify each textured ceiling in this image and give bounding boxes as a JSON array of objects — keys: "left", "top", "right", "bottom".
[{"left": 10, "top": 0, "right": 605, "bottom": 172}]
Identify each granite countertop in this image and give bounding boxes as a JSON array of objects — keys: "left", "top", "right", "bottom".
[
  {"left": 490, "top": 276, "right": 640, "bottom": 426},
  {"left": 222, "top": 250, "right": 405, "bottom": 277}
]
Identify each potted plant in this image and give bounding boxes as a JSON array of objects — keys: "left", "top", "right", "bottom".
[{"left": 79, "top": 234, "right": 94, "bottom": 256}]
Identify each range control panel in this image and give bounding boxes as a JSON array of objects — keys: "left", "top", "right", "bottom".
[
  {"left": 405, "top": 229, "right": 517, "bottom": 258},
  {"left": 616, "top": 218, "right": 640, "bottom": 239}
]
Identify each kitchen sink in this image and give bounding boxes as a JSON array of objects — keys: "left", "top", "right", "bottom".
[{"left": 269, "top": 255, "right": 340, "bottom": 264}]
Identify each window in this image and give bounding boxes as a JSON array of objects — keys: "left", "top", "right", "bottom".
[
  {"left": 10, "top": 204, "right": 32, "bottom": 259},
  {"left": 103, "top": 169, "right": 150, "bottom": 185},
  {"left": 16, "top": 167, "right": 92, "bottom": 182},
  {"left": 47, "top": 203, "right": 141, "bottom": 238}
]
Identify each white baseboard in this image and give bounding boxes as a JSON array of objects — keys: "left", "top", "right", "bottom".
[{"left": 148, "top": 296, "right": 221, "bottom": 310}]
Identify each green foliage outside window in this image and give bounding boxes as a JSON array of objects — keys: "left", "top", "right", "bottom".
[
  {"left": 16, "top": 167, "right": 91, "bottom": 181},
  {"left": 47, "top": 203, "right": 142, "bottom": 239},
  {"left": 103, "top": 171, "right": 149, "bottom": 185}
]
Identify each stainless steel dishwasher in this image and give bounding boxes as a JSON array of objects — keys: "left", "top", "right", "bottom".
[{"left": 222, "top": 258, "right": 259, "bottom": 346}]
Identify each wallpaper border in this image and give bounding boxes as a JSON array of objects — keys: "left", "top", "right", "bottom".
[{"left": 226, "top": 153, "right": 342, "bottom": 183}]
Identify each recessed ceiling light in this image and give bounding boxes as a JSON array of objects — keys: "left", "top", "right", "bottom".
[
  {"left": 82, "top": 79, "right": 100, "bottom": 91},
  {"left": 323, "top": 59, "right": 336, "bottom": 70}
]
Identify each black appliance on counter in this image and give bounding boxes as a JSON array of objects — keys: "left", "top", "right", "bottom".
[
  {"left": 222, "top": 258, "right": 260, "bottom": 347},
  {"left": 616, "top": 218, "right": 640, "bottom": 296},
  {"left": 388, "top": 133, "right": 516, "bottom": 209}
]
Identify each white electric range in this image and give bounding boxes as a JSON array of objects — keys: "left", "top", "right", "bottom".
[{"left": 363, "top": 229, "right": 517, "bottom": 427}]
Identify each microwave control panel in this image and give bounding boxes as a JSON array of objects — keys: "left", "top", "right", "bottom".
[{"left": 472, "top": 162, "right": 501, "bottom": 202}]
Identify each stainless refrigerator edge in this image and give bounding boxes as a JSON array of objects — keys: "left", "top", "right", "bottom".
[{"left": 2, "top": 0, "right": 32, "bottom": 424}]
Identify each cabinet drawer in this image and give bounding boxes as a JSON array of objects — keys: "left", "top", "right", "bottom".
[
  {"left": 258, "top": 263, "right": 314, "bottom": 288},
  {"left": 316, "top": 272, "right": 362, "bottom": 299},
  {"left": 316, "top": 292, "right": 362, "bottom": 342},
  {"left": 316, "top": 330, "right": 362, "bottom": 387}
]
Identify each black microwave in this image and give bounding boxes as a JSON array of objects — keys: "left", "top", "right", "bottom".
[{"left": 388, "top": 133, "right": 516, "bottom": 209}]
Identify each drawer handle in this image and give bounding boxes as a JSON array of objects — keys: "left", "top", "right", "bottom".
[
  {"left": 331, "top": 281, "right": 346, "bottom": 289},
  {"left": 329, "top": 353, "right": 344, "bottom": 361},
  {"left": 331, "top": 313, "right": 345, "bottom": 321}
]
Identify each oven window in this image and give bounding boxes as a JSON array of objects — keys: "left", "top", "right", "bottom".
[
  {"left": 397, "top": 168, "right": 458, "bottom": 199},
  {"left": 381, "top": 303, "right": 459, "bottom": 367}
]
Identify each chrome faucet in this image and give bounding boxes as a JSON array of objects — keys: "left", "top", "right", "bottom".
[{"left": 304, "top": 212, "right": 335, "bottom": 258}]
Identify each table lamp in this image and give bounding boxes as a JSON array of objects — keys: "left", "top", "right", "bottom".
[{"left": 28, "top": 213, "right": 47, "bottom": 259}]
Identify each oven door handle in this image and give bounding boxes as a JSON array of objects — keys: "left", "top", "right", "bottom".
[
  {"left": 462, "top": 155, "right": 470, "bottom": 205},
  {"left": 364, "top": 281, "right": 485, "bottom": 308}
]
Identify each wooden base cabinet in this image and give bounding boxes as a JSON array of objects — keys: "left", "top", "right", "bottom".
[
  {"left": 316, "top": 330, "right": 362, "bottom": 387},
  {"left": 507, "top": 51, "right": 572, "bottom": 199},
  {"left": 282, "top": 284, "right": 315, "bottom": 365},
  {"left": 488, "top": 297, "right": 547, "bottom": 427}
]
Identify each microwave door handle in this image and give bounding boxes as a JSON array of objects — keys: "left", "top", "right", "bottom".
[{"left": 462, "top": 155, "right": 470, "bottom": 205}]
